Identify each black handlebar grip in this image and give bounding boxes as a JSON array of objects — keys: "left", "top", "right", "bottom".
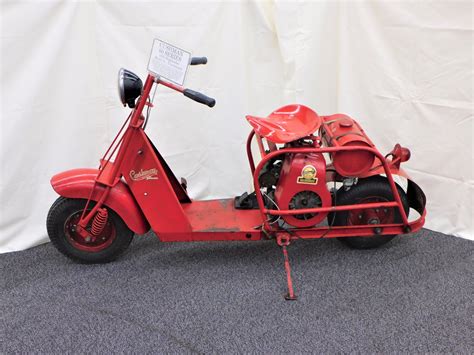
[
  {"left": 183, "top": 89, "right": 216, "bottom": 107},
  {"left": 190, "top": 57, "right": 208, "bottom": 65}
]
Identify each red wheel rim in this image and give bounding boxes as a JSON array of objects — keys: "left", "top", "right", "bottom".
[
  {"left": 64, "top": 210, "right": 116, "bottom": 252},
  {"left": 347, "top": 196, "right": 395, "bottom": 226}
]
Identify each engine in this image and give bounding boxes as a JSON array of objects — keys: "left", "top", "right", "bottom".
[
  {"left": 259, "top": 152, "right": 331, "bottom": 228},
  {"left": 255, "top": 113, "right": 377, "bottom": 228}
]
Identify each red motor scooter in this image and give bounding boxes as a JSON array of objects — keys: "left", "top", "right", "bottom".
[{"left": 47, "top": 41, "right": 426, "bottom": 299}]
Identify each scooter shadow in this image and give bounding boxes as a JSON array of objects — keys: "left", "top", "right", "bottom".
[{"left": 129, "top": 233, "right": 346, "bottom": 268}]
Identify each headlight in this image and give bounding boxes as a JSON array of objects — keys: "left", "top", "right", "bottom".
[{"left": 118, "top": 68, "right": 143, "bottom": 108}]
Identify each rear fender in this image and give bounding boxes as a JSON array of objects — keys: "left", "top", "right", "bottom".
[
  {"left": 51, "top": 168, "right": 150, "bottom": 234},
  {"left": 406, "top": 178, "right": 426, "bottom": 217},
  {"left": 362, "top": 166, "right": 426, "bottom": 215}
]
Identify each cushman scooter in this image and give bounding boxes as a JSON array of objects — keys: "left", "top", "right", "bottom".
[{"left": 47, "top": 40, "right": 426, "bottom": 299}]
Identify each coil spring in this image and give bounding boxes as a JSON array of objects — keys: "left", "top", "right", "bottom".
[{"left": 90, "top": 208, "right": 108, "bottom": 236}]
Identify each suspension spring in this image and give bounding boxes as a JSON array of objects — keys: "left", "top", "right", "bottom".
[{"left": 90, "top": 208, "right": 108, "bottom": 236}]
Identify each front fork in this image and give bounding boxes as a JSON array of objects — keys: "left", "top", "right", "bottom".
[{"left": 75, "top": 186, "right": 111, "bottom": 240}]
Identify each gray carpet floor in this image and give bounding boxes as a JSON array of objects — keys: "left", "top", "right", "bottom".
[{"left": 1, "top": 229, "right": 473, "bottom": 353}]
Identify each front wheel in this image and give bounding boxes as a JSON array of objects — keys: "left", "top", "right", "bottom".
[
  {"left": 330, "top": 176, "right": 409, "bottom": 249},
  {"left": 46, "top": 197, "right": 134, "bottom": 263}
]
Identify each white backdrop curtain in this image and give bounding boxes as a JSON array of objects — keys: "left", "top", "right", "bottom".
[{"left": 1, "top": 0, "right": 472, "bottom": 252}]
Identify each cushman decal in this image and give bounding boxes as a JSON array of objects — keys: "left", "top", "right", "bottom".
[
  {"left": 129, "top": 168, "right": 158, "bottom": 181},
  {"left": 297, "top": 165, "right": 318, "bottom": 185}
]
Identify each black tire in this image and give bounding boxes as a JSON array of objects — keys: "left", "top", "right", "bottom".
[
  {"left": 331, "top": 176, "right": 409, "bottom": 249},
  {"left": 46, "top": 197, "right": 134, "bottom": 263}
]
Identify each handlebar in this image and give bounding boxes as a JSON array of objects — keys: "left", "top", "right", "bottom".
[
  {"left": 188, "top": 57, "right": 215, "bottom": 106},
  {"left": 183, "top": 89, "right": 215, "bottom": 107},
  {"left": 154, "top": 62, "right": 215, "bottom": 107},
  {"left": 190, "top": 57, "right": 207, "bottom": 65}
]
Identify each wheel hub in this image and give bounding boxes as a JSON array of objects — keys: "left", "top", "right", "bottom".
[
  {"left": 348, "top": 197, "right": 394, "bottom": 226},
  {"left": 64, "top": 210, "right": 116, "bottom": 252}
]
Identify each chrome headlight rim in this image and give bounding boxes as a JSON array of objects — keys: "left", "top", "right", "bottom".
[{"left": 118, "top": 68, "right": 126, "bottom": 106}]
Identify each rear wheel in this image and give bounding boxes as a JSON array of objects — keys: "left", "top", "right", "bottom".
[
  {"left": 331, "top": 176, "right": 409, "bottom": 249},
  {"left": 46, "top": 197, "right": 134, "bottom": 263}
]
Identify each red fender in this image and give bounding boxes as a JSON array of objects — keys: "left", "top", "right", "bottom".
[
  {"left": 361, "top": 165, "right": 410, "bottom": 180},
  {"left": 51, "top": 168, "right": 150, "bottom": 234},
  {"left": 360, "top": 165, "right": 426, "bottom": 217}
]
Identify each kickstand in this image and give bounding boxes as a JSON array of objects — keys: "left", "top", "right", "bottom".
[{"left": 279, "top": 238, "right": 298, "bottom": 301}]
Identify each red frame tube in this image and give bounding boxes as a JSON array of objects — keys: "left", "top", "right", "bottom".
[
  {"left": 246, "top": 130, "right": 256, "bottom": 174},
  {"left": 265, "top": 201, "right": 399, "bottom": 215},
  {"left": 158, "top": 78, "right": 185, "bottom": 93}
]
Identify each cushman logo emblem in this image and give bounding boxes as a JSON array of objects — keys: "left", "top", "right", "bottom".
[
  {"left": 129, "top": 168, "right": 158, "bottom": 181},
  {"left": 297, "top": 165, "right": 318, "bottom": 185}
]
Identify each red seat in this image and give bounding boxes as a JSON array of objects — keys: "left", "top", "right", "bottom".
[{"left": 246, "top": 104, "right": 321, "bottom": 144}]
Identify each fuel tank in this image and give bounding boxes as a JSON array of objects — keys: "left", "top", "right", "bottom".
[{"left": 320, "top": 114, "right": 375, "bottom": 177}]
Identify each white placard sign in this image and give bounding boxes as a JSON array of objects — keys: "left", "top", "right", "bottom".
[{"left": 147, "top": 39, "right": 191, "bottom": 86}]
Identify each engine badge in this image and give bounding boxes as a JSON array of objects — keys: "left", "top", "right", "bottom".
[{"left": 297, "top": 165, "right": 318, "bottom": 185}]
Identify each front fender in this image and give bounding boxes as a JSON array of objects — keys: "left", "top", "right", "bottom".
[{"left": 51, "top": 168, "right": 150, "bottom": 234}]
